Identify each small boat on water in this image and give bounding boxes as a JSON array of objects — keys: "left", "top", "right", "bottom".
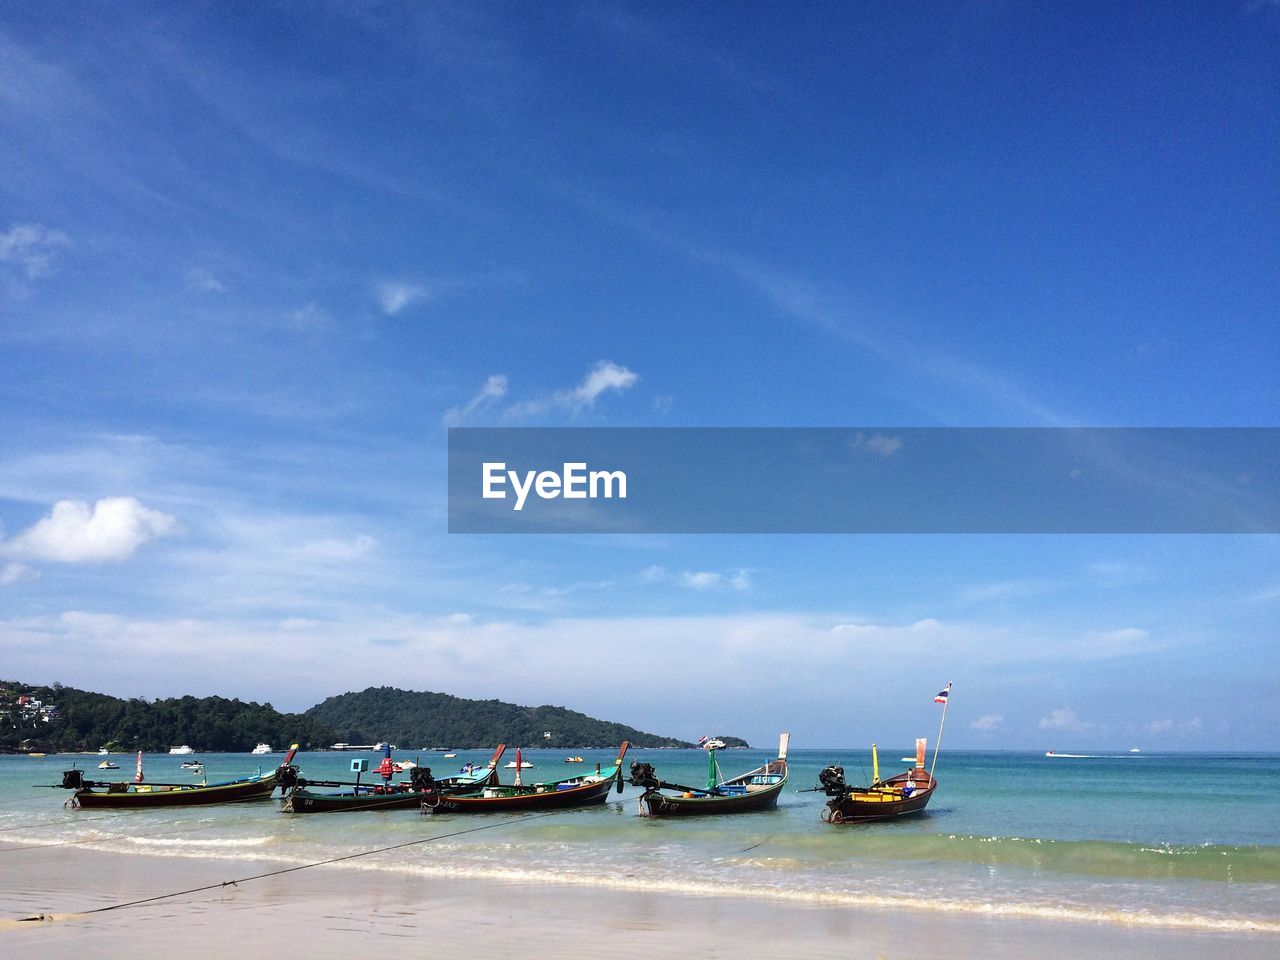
[
  {"left": 698, "top": 736, "right": 727, "bottom": 750},
  {"left": 563, "top": 756, "right": 584, "bottom": 763},
  {"left": 97, "top": 760, "right": 119, "bottom": 770},
  {"left": 180, "top": 759, "right": 203, "bottom": 769},
  {"left": 817, "top": 684, "right": 951, "bottom": 825},
  {"left": 504, "top": 759, "right": 534, "bottom": 769},
  {"left": 631, "top": 733, "right": 789, "bottom": 817},
  {"left": 251, "top": 743, "right": 272, "bottom": 755},
  {"left": 48, "top": 747, "right": 298, "bottom": 808},
  {"left": 168, "top": 745, "right": 195, "bottom": 755},
  {"left": 282, "top": 745, "right": 505, "bottom": 814},
  {"left": 424, "top": 743, "right": 629, "bottom": 814}
]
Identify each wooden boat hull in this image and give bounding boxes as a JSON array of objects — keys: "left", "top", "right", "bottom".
[
  {"left": 823, "top": 771, "right": 935, "bottom": 824},
  {"left": 425, "top": 743, "right": 629, "bottom": 814},
  {"left": 285, "top": 771, "right": 498, "bottom": 814},
  {"left": 286, "top": 788, "right": 426, "bottom": 812},
  {"left": 73, "top": 774, "right": 278, "bottom": 808},
  {"left": 640, "top": 758, "right": 788, "bottom": 817},
  {"left": 426, "top": 773, "right": 617, "bottom": 812}
]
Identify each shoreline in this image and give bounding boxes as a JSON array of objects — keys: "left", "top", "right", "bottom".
[{"left": 3, "top": 843, "right": 1277, "bottom": 958}]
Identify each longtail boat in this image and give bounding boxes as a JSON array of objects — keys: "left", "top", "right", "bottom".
[
  {"left": 629, "top": 733, "right": 789, "bottom": 817},
  {"left": 817, "top": 683, "right": 952, "bottom": 824},
  {"left": 423, "top": 742, "right": 629, "bottom": 813},
  {"left": 281, "top": 745, "right": 505, "bottom": 813},
  {"left": 49, "top": 745, "right": 299, "bottom": 809}
]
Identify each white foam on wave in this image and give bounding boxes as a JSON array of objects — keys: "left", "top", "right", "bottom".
[
  {"left": 127, "top": 836, "right": 271, "bottom": 849},
  {"left": 332, "top": 857, "right": 1280, "bottom": 934}
]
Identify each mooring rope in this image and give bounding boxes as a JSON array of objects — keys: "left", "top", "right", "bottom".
[{"left": 18, "top": 810, "right": 566, "bottom": 922}]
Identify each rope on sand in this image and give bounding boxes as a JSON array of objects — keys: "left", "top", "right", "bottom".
[{"left": 17, "top": 810, "right": 565, "bottom": 922}]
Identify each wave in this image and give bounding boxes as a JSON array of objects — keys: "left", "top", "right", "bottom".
[{"left": 126, "top": 836, "right": 272, "bottom": 849}]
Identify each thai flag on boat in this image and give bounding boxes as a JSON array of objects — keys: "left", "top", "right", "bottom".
[
  {"left": 697, "top": 735, "right": 708, "bottom": 746},
  {"left": 934, "top": 689, "right": 949, "bottom": 704}
]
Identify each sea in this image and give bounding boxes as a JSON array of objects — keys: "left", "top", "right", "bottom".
[{"left": 1, "top": 747, "right": 1277, "bottom": 935}]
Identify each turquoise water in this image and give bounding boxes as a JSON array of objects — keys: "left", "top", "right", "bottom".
[{"left": 2, "top": 748, "right": 1277, "bottom": 932}]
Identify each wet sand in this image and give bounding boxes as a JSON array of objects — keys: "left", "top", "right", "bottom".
[{"left": 4, "top": 844, "right": 1277, "bottom": 958}]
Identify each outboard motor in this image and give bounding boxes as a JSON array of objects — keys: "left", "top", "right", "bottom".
[
  {"left": 275, "top": 763, "right": 301, "bottom": 792},
  {"left": 817, "top": 765, "right": 848, "bottom": 797},
  {"left": 628, "top": 761, "right": 659, "bottom": 790},
  {"left": 409, "top": 766, "right": 436, "bottom": 792},
  {"left": 61, "top": 769, "right": 86, "bottom": 790}
]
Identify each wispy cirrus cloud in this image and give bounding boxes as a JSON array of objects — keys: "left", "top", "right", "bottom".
[
  {"left": 443, "top": 374, "right": 508, "bottom": 426},
  {"left": 184, "top": 267, "right": 226, "bottom": 294},
  {"left": 1039, "top": 707, "right": 1088, "bottom": 731},
  {"left": 640, "top": 565, "right": 751, "bottom": 591},
  {"left": 504, "top": 360, "right": 639, "bottom": 420},
  {"left": 445, "top": 362, "right": 640, "bottom": 425},
  {"left": 0, "top": 562, "right": 35, "bottom": 587},
  {"left": 0, "top": 222, "right": 69, "bottom": 283},
  {"left": 376, "top": 281, "right": 432, "bottom": 315},
  {"left": 970, "top": 713, "right": 1003, "bottom": 731}
]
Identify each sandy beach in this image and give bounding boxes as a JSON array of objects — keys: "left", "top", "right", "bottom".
[{"left": 3, "top": 844, "right": 1276, "bottom": 959}]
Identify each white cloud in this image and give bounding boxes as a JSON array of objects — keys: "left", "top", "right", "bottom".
[
  {"left": 288, "top": 534, "right": 377, "bottom": 562},
  {"left": 287, "top": 302, "right": 328, "bottom": 331},
  {"left": 851, "top": 431, "right": 903, "bottom": 457},
  {"left": 680, "top": 571, "right": 722, "bottom": 590},
  {"left": 1038, "top": 708, "right": 1087, "bottom": 731},
  {"left": 3, "top": 497, "right": 176, "bottom": 563},
  {"left": 443, "top": 374, "right": 508, "bottom": 426},
  {"left": 571, "top": 360, "right": 639, "bottom": 405},
  {"left": 638, "top": 564, "right": 669, "bottom": 583},
  {"left": 970, "top": 713, "right": 1003, "bottom": 731},
  {"left": 0, "top": 562, "right": 34, "bottom": 586},
  {"left": 377, "top": 281, "right": 430, "bottom": 315},
  {"left": 505, "top": 361, "right": 639, "bottom": 419},
  {"left": 185, "top": 267, "right": 226, "bottom": 294},
  {"left": 642, "top": 566, "right": 751, "bottom": 592},
  {"left": 0, "top": 223, "right": 69, "bottom": 279}
]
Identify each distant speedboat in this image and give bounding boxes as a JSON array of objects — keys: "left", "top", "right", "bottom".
[
  {"left": 97, "top": 748, "right": 110, "bottom": 756},
  {"left": 169, "top": 745, "right": 194, "bottom": 755},
  {"left": 1130, "top": 747, "right": 1141, "bottom": 753},
  {"left": 251, "top": 743, "right": 272, "bottom": 755},
  {"left": 443, "top": 753, "right": 457, "bottom": 758},
  {"left": 564, "top": 756, "right": 584, "bottom": 763},
  {"left": 98, "top": 760, "right": 119, "bottom": 769},
  {"left": 180, "top": 760, "right": 203, "bottom": 769},
  {"left": 504, "top": 759, "right": 534, "bottom": 769}
]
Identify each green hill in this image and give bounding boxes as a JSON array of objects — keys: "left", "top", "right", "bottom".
[
  {"left": 0, "top": 680, "right": 334, "bottom": 753},
  {"left": 305, "top": 686, "right": 693, "bottom": 749}
]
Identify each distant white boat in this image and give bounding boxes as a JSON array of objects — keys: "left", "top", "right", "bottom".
[
  {"left": 181, "top": 760, "right": 203, "bottom": 769},
  {"left": 169, "top": 745, "right": 194, "bottom": 755},
  {"left": 251, "top": 743, "right": 272, "bottom": 755},
  {"left": 1130, "top": 747, "right": 1141, "bottom": 753},
  {"left": 97, "top": 748, "right": 110, "bottom": 756},
  {"left": 443, "top": 753, "right": 457, "bottom": 758},
  {"left": 700, "top": 737, "right": 726, "bottom": 750},
  {"left": 504, "top": 760, "right": 534, "bottom": 768}
]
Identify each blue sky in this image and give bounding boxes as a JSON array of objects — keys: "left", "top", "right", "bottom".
[{"left": 1, "top": 2, "right": 1276, "bottom": 749}]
